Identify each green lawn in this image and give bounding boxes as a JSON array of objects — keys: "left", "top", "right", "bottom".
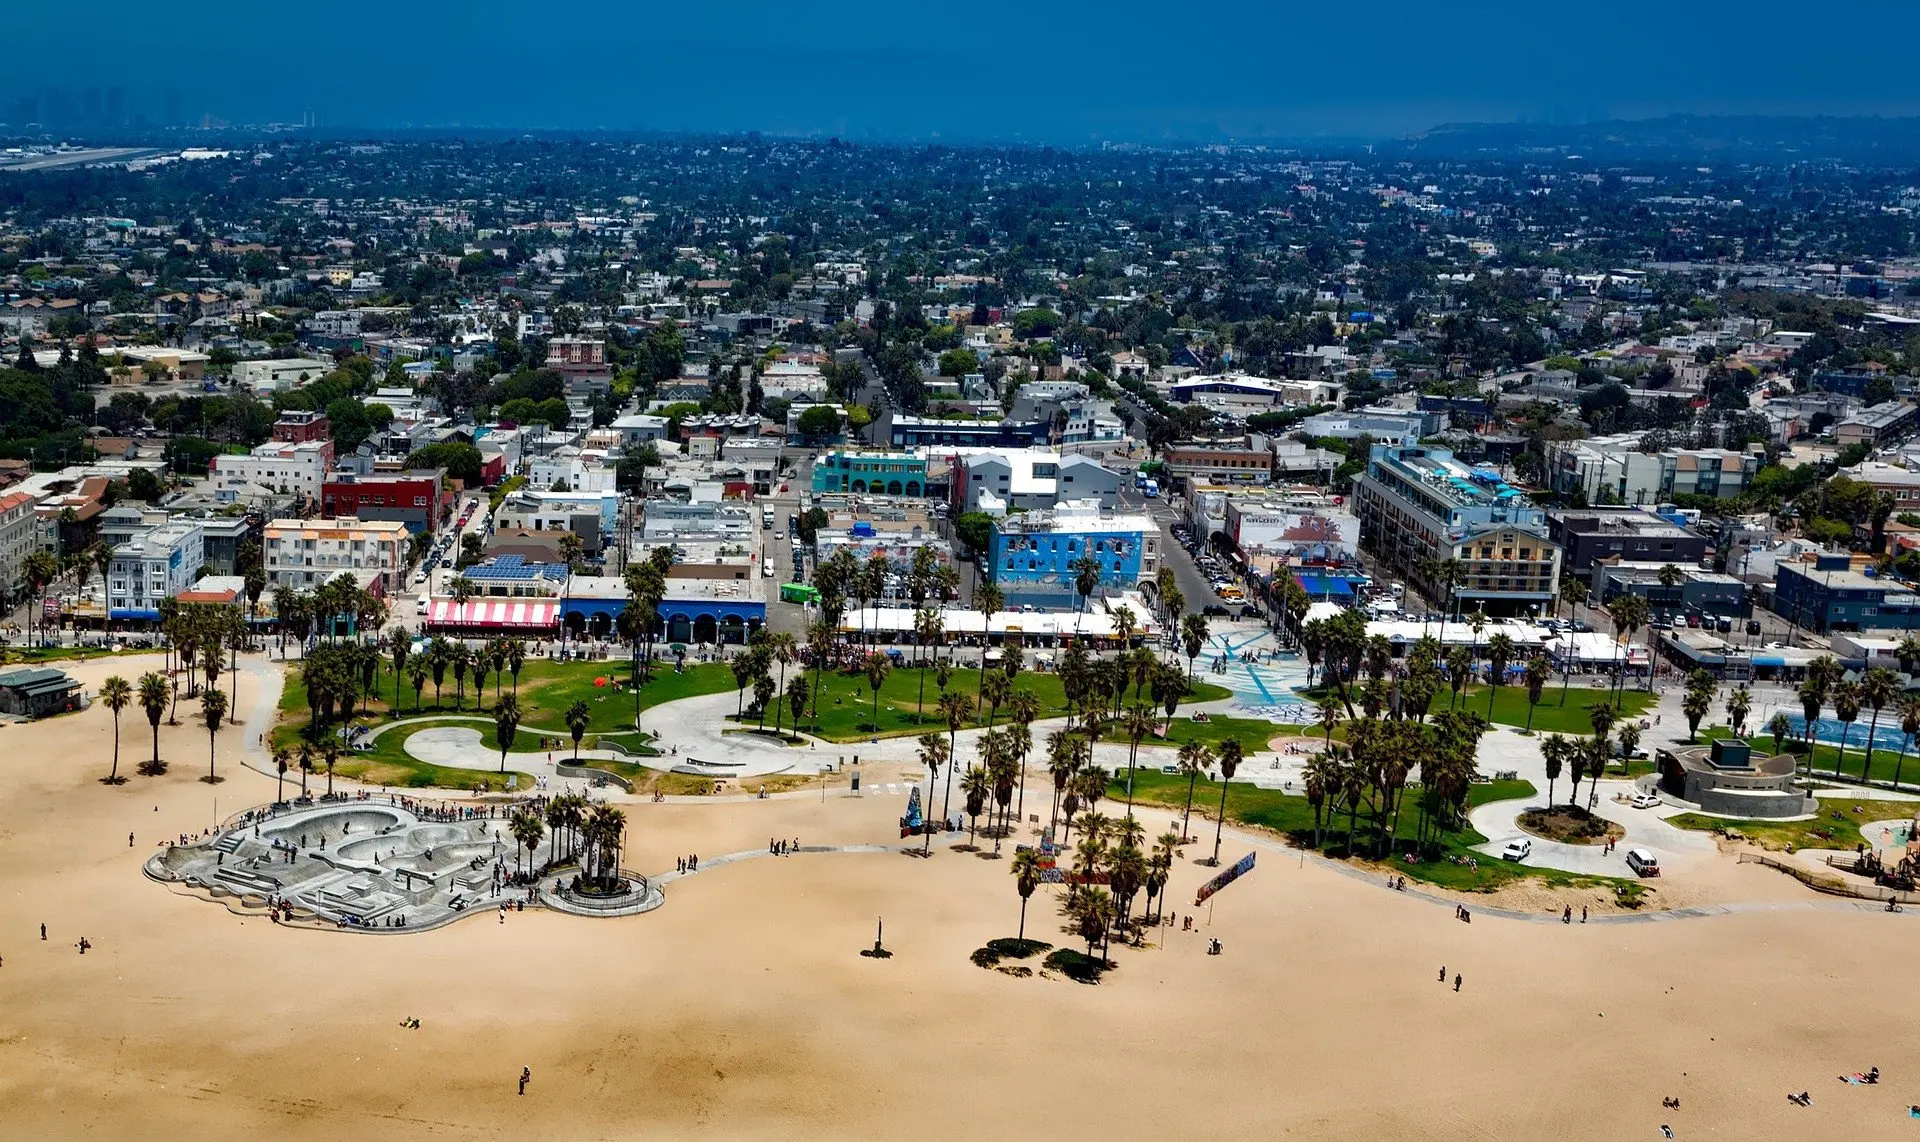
[
  {"left": 1106, "top": 768, "right": 1624, "bottom": 892},
  {"left": 266, "top": 716, "right": 534, "bottom": 794},
  {"left": 1427, "top": 682, "right": 1656, "bottom": 734},
  {"left": 1099, "top": 715, "right": 1285, "bottom": 756},
  {"left": 283, "top": 657, "right": 735, "bottom": 737},
  {"left": 1697, "top": 724, "right": 1920, "bottom": 791},
  {"left": 1669, "top": 798, "right": 1920, "bottom": 852},
  {"left": 766, "top": 662, "right": 1232, "bottom": 743}
]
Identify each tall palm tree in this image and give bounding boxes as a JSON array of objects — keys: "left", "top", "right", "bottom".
[
  {"left": 99, "top": 675, "right": 132, "bottom": 784},
  {"left": 509, "top": 809, "right": 545, "bottom": 879},
  {"left": 1169, "top": 739, "right": 1209, "bottom": 843},
  {"left": 1046, "top": 730, "right": 1082, "bottom": 839},
  {"left": 863, "top": 651, "right": 892, "bottom": 733},
  {"left": 1831, "top": 679, "right": 1862, "bottom": 778},
  {"left": 137, "top": 671, "right": 168, "bottom": 775},
  {"left": 768, "top": 632, "right": 797, "bottom": 733},
  {"left": 1859, "top": 666, "right": 1899, "bottom": 781},
  {"left": 1540, "top": 733, "right": 1566, "bottom": 806},
  {"left": 972, "top": 580, "right": 1003, "bottom": 695},
  {"left": 960, "top": 764, "right": 990, "bottom": 848},
  {"left": 935, "top": 690, "right": 974, "bottom": 828},
  {"left": 1896, "top": 696, "right": 1920, "bottom": 791},
  {"left": 916, "top": 732, "right": 949, "bottom": 854},
  {"left": 565, "top": 699, "right": 592, "bottom": 761},
  {"left": 199, "top": 689, "right": 228, "bottom": 784},
  {"left": 272, "top": 747, "right": 289, "bottom": 803},
  {"left": 1483, "top": 632, "right": 1515, "bottom": 718},
  {"left": 1007, "top": 689, "right": 1041, "bottom": 825},
  {"left": 493, "top": 691, "right": 521, "bottom": 773},
  {"left": 1120, "top": 704, "right": 1156, "bottom": 815},
  {"left": 1304, "top": 748, "right": 1342, "bottom": 849},
  {"left": 1209, "top": 740, "right": 1243, "bottom": 866},
  {"left": 1011, "top": 846, "right": 1043, "bottom": 942}
]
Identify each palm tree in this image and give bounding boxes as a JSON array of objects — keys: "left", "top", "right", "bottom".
[
  {"left": 493, "top": 692, "right": 521, "bottom": 773},
  {"left": 1540, "top": 733, "right": 1566, "bottom": 806},
  {"left": 1180, "top": 612, "right": 1208, "bottom": 686},
  {"left": 99, "top": 675, "right": 132, "bottom": 784},
  {"left": 1896, "top": 697, "right": 1920, "bottom": 791},
  {"left": 1317, "top": 698, "right": 1341, "bottom": 746},
  {"left": 768, "top": 632, "right": 797, "bottom": 733},
  {"left": 1484, "top": 632, "right": 1515, "bottom": 718},
  {"left": 972, "top": 580, "right": 1003, "bottom": 695},
  {"left": 1011, "top": 845, "right": 1043, "bottom": 942},
  {"left": 509, "top": 809, "right": 545, "bottom": 879},
  {"left": 960, "top": 764, "right": 990, "bottom": 848},
  {"left": 1831, "top": 680, "right": 1862, "bottom": 777},
  {"left": 321, "top": 742, "right": 339, "bottom": 799},
  {"left": 1859, "top": 666, "right": 1900, "bottom": 781},
  {"left": 1303, "top": 748, "right": 1340, "bottom": 849},
  {"left": 1522, "top": 654, "right": 1549, "bottom": 731},
  {"left": 507, "top": 638, "right": 526, "bottom": 695},
  {"left": 935, "top": 690, "right": 974, "bottom": 827},
  {"left": 1725, "top": 683, "right": 1753, "bottom": 739},
  {"left": 1046, "top": 730, "right": 1081, "bottom": 839},
  {"left": 137, "top": 671, "right": 168, "bottom": 774},
  {"left": 199, "top": 689, "right": 228, "bottom": 784},
  {"left": 1209, "top": 741, "right": 1243, "bottom": 866},
  {"left": 565, "top": 699, "right": 591, "bottom": 761},
  {"left": 408, "top": 662, "right": 427, "bottom": 712},
  {"left": 916, "top": 732, "right": 948, "bottom": 854},
  {"left": 1007, "top": 689, "right": 1041, "bottom": 824},
  {"left": 1176, "top": 739, "right": 1210, "bottom": 842},
  {"left": 273, "top": 747, "right": 289, "bottom": 803},
  {"left": 863, "top": 651, "right": 892, "bottom": 732},
  {"left": 1681, "top": 683, "right": 1713, "bottom": 743}
]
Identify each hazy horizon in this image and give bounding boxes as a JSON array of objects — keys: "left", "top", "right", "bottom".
[{"left": 6, "top": 0, "right": 1919, "bottom": 141}]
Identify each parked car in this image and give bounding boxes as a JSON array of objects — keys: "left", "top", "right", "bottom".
[
  {"left": 1629, "top": 793, "right": 1660, "bottom": 809},
  {"left": 1500, "top": 838, "right": 1532, "bottom": 862},
  {"left": 1239, "top": 605, "right": 1263, "bottom": 620},
  {"left": 1202, "top": 604, "right": 1231, "bottom": 617}
]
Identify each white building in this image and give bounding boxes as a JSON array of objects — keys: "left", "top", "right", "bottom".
[
  {"left": 233, "top": 357, "right": 333, "bottom": 394},
  {"left": 263, "top": 518, "right": 410, "bottom": 593},
  {"left": 0, "top": 491, "right": 40, "bottom": 604},
  {"left": 208, "top": 440, "right": 331, "bottom": 501},
  {"left": 108, "top": 521, "right": 205, "bottom": 621}
]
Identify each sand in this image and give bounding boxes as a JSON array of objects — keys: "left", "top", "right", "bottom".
[{"left": 1, "top": 653, "right": 1915, "bottom": 1140}]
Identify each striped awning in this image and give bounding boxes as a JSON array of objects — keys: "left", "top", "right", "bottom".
[{"left": 427, "top": 600, "right": 561, "bottom": 631}]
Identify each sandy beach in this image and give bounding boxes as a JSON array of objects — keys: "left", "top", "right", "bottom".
[{"left": 1, "top": 653, "right": 1916, "bottom": 1140}]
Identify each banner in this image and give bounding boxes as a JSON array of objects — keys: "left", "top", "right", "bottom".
[{"left": 1195, "top": 851, "right": 1256, "bottom": 905}]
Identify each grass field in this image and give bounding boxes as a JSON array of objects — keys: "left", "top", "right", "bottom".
[
  {"left": 1102, "top": 767, "right": 1598, "bottom": 891},
  {"left": 1669, "top": 798, "right": 1920, "bottom": 852},
  {"left": 764, "top": 663, "right": 1232, "bottom": 743},
  {"left": 1423, "top": 683, "right": 1656, "bottom": 734},
  {"left": 1097, "top": 715, "right": 1283, "bottom": 756},
  {"left": 282, "top": 657, "right": 735, "bottom": 737}
]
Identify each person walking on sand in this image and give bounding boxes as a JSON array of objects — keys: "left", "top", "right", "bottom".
[
  {"left": 1581, "top": 905, "right": 1588, "bottom": 923},
  {"left": 1453, "top": 973, "right": 1461, "bottom": 992},
  {"left": 519, "top": 1066, "right": 531, "bottom": 1096},
  {"left": 1438, "top": 965, "right": 1446, "bottom": 982},
  {"left": 40, "top": 923, "right": 45, "bottom": 941}
]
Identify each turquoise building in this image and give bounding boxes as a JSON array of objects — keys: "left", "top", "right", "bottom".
[{"left": 810, "top": 451, "right": 930, "bottom": 496}]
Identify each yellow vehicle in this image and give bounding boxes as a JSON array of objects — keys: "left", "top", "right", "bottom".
[{"left": 1218, "top": 586, "right": 1245, "bottom": 602}]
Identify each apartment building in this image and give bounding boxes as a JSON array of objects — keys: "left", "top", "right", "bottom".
[
  {"left": 1353, "top": 443, "right": 1562, "bottom": 616},
  {"left": 107, "top": 521, "right": 205, "bottom": 621},
  {"left": 0, "top": 491, "right": 40, "bottom": 605},
  {"left": 987, "top": 499, "right": 1158, "bottom": 607},
  {"left": 263, "top": 518, "right": 410, "bottom": 594},
  {"left": 1549, "top": 433, "right": 1761, "bottom": 504},
  {"left": 208, "top": 440, "right": 332, "bottom": 501}
]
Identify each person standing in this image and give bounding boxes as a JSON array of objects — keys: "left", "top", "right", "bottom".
[{"left": 518, "top": 1066, "right": 531, "bottom": 1095}]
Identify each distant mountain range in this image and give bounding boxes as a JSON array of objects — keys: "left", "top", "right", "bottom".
[{"left": 1388, "top": 114, "right": 1920, "bottom": 162}]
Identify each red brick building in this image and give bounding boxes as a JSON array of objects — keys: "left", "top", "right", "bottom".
[
  {"left": 321, "top": 470, "right": 450, "bottom": 534},
  {"left": 272, "top": 410, "right": 333, "bottom": 446}
]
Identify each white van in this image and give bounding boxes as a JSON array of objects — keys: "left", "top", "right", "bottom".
[{"left": 1625, "top": 848, "right": 1661, "bottom": 877}]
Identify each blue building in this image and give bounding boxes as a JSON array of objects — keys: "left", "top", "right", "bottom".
[
  {"left": 987, "top": 499, "right": 1158, "bottom": 608},
  {"left": 1773, "top": 555, "right": 1920, "bottom": 633},
  {"left": 811, "top": 451, "right": 931, "bottom": 496},
  {"left": 561, "top": 575, "right": 766, "bottom": 644}
]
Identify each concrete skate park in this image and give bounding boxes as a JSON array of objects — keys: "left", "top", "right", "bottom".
[{"left": 145, "top": 798, "right": 661, "bottom": 931}]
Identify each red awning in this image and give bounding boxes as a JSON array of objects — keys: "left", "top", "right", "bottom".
[{"left": 427, "top": 600, "right": 560, "bottom": 632}]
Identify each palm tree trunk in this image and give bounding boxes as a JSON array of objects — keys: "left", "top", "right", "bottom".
[
  {"left": 109, "top": 718, "right": 120, "bottom": 782},
  {"left": 1017, "top": 895, "right": 1028, "bottom": 942},
  {"left": 1181, "top": 769, "right": 1198, "bottom": 841},
  {"left": 1865, "top": 711, "right": 1882, "bottom": 782},
  {"left": 1211, "top": 776, "right": 1229, "bottom": 865}
]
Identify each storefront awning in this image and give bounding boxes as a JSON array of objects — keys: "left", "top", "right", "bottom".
[{"left": 427, "top": 600, "right": 560, "bottom": 632}]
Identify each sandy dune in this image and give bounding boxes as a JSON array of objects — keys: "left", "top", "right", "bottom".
[{"left": 0, "top": 655, "right": 1914, "bottom": 1140}]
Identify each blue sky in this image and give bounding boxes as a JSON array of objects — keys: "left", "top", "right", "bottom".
[{"left": 10, "top": 0, "right": 1920, "bottom": 139}]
